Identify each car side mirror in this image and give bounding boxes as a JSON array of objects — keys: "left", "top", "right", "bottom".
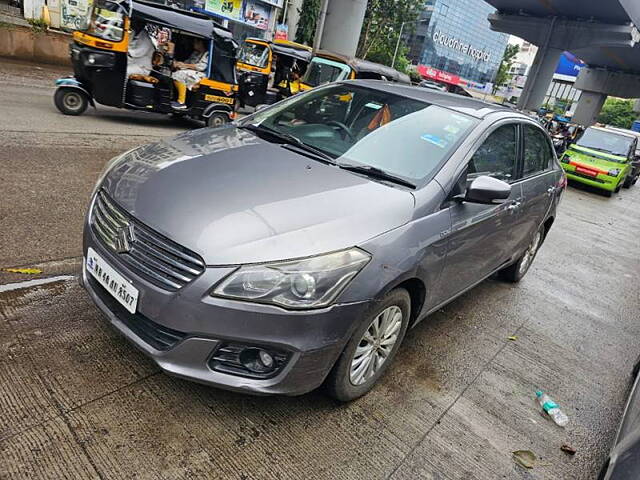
[{"left": 457, "top": 175, "right": 511, "bottom": 204}]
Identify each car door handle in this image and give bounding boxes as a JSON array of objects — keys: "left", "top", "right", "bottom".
[
  {"left": 546, "top": 186, "right": 556, "bottom": 196},
  {"left": 507, "top": 200, "right": 521, "bottom": 212}
]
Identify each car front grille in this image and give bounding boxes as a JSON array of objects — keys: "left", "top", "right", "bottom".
[{"left": 90, "top": 189, "right": 206, "bottom": 291}]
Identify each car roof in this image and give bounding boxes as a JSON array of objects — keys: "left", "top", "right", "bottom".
[
  {"left": 602, "top": 125, "right": 640, "bottom": 139},
  {"left": 343, "top": 80, "right": 521, "bottom": 120},
  {"left": 589, "top": 125, "right": 635, "bottom": 138}
]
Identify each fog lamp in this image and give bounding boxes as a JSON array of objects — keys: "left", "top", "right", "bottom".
[{"left": 239, "top": 348, "right": 276, "bottom": 374}]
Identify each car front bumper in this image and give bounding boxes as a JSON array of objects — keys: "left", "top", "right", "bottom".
[
  {"left": 563, "top": 166, "right": 621, "bottom": 192},
  {"left": 81, "top": 223, "right": 370, "bottom": 396}
]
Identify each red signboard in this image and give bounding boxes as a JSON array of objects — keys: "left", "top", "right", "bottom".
[{"left": 417, "top": 65, "right": 461, "bottom": 86}]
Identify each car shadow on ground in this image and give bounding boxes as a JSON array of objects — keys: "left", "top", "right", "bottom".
[{"left": 567, "top": 179, "right": 622, "bottom": 198}]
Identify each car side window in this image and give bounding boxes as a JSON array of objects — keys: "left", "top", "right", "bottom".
[
  {"left": 523, "top": 125, "right": 553, "bottom": 176},
  {"left": 468, "top": 124, "right": 517, "bottom": 182}
]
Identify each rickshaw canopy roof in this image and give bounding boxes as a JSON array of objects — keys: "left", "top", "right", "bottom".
[
  {"left": 244, "top": 37, "right": 313, "bottom": 63},
  {"left": 271, "top": 42, "right": 313, "bottom": 62},
  {"left": 131, "top": 0, "right": 234, "bottom": 41},
  {"left": 314, "top": 50, "right": 410, "bottom": 83}
]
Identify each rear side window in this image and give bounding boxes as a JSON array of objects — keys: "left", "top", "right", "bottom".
[
  {"left": 523, "top": 125, "right": 553, "bottom": 176},
  {"left": 468, "top": 124, "right": 517, "bottom": 182}
]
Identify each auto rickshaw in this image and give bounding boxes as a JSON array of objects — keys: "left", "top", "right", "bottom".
[
  {"left": 54, "top": 0, "right": 239, "bottom": 126},
  {"left": 236, "top": 38, "right": 312, "bottom": 107},
  {"left": 299, "top": 50, "right": 411, "bottom": 92}
]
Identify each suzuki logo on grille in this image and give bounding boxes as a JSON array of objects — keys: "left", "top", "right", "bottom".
[{"left": 114, "top": 224, "right": 135, "bottom": 254}]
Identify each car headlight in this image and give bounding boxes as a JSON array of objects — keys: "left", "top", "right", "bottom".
[
  {"left": 607, "top": 168, "right": 620, "bottom": 177},
  {"left": 91, "top": 147, "right": 138, "bottom": 197},
  {"left": 212, "top": 248, "right": 371, "bottom": 309}
]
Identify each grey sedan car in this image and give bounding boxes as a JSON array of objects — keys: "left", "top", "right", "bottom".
[
  {"left": 599, "top": 358, "right": 640, "bottom": 479},
  {"left": 81, "top": 80, "right": 565, "bottom": 401}
]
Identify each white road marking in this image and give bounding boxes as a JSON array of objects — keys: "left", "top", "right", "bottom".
[{"left": 0, "top": 275, "right": 76, "bottom": 293}]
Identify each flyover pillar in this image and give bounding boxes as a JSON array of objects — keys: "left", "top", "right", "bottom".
[
  {"left": 285, "top": 0, "right": 304, "bottom": 41},
  {"left": 517, "top": 47, "right": 562, "bottom": 111},
  {"left": 317, "top": 0, "right": 368, "bottom": 57},
  {"left": 572, "top": 92, "right": 607, "bottom": 126}
]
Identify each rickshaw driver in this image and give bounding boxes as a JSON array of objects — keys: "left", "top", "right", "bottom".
[
  {"left": 127, "top": 20, "right": 154, "bottom": 77},
  {"left": 171, "top": 37, "right": 209, "bottom": 110}
]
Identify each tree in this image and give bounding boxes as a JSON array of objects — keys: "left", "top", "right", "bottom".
[
  {"left": 408, "top": 69, "right": 422, "bottom": 84},
  {"left": 493, "top": 44, "right": 519, "bottom": 90},
  {"left": 597, "top": 98, "right": 637, "bottom": 129},
  {"left": 365, "top": 44, "right": 411, "bottom": 73},
  {"left": 356, "top": 0, "right": 424, "bottom": 73},
  {"left": 295, "top": 0, "right": 320, "bottom": 46}
]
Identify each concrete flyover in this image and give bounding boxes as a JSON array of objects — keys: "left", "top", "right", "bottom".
[{"left": 486, "top": 0, "right": 640, "bottom": 125}]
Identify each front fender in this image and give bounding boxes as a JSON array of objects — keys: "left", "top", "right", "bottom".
[
  {"left": 202, "top": 103, "right": 233, "bottom": 119},
  {"left": 55, "top": 78, "right": 95, "bottom": 107}
]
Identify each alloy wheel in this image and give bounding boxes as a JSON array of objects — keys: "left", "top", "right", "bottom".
[
  {"left": 519, "top": 230, "right": 542, "bottom": 276},
  {"left": 349, "top": 305, "right": 403, "bottom": 386}
]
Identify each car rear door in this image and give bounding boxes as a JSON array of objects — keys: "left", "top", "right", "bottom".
[
  {"left": 431, "top": 122, "right": 523, "bottom": 306},
  {"left": 513, "top": 123, "right": 557, "bottom": 254}
]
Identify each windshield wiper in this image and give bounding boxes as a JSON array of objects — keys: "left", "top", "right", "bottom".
[
  {"left": 338, "top": 164, "right": 416, "bottom": 189},
  {"left": 239, "top": 124, "right": 336, "bottom": 164}
]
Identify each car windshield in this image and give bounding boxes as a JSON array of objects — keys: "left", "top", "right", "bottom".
[
  {"left": 576, "top": 128, "right": 633, "bottom": 157},
  {"left": 238, "top": 42, "right": 270, "bottom": 69},
  {"left": 245, "top": 84, "right": 479, "bottom": 183},
  {"left": 301, "top": 58, "right": 351, "bottom": 87},
  {"left": 84, "top": 0, "right": 125, "bottom": 42}
]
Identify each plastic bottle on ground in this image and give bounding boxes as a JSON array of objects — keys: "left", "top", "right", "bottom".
[{"left": 535, "top": 390, "right": 569, "bottom": 427}]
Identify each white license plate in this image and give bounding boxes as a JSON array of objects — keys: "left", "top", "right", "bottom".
[{"left": 86, "top": 247, "right": 139, "bottom": 313}]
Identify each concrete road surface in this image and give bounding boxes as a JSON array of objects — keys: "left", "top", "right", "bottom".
[{"left": 1, "top": 59, "right": 640, "bottom": 480}]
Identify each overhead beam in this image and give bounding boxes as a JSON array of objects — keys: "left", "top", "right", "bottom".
[
  {"left": 574, "top": 68, "right": 640, "bottom": 98},
  {"left": 488, "top": 13, "right": 640, "bottom": 53}
]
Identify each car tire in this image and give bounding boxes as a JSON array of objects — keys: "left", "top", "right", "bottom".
[
  {"left": 325, "top": 288, "right": 411, "bottom": 402},
  {"left": 615, "top": 182, "right": 622, "bottom": 193},
  {"left": 54, "top": 88, "right": 88, "bottom": 116},
  {"left": 623, "top": 175, "right": 633, "bottom": 189},
  {"left": 206, "top": 112, "right": 229, "bottom": 128},
  {"left": 500, "top": 226, "right": 544, "bottom": 283}
]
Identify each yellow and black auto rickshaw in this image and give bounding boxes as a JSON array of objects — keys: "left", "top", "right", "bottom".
[
  {"left": 299, "top": 50, "right": 411, "bottom": 92},
  {"left": 236, "top": 38, "right": 312, "bottom": 107},
  {"left": 54, "top": 0, "right": 239, "bottom": 126}
]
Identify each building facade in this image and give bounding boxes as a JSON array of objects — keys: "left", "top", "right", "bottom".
[{"left": 406, "top": 0, "right": 508, "bottom": 87}]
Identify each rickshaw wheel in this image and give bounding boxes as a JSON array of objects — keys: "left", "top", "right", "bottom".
[
  {"left": 206, "top": 112, "right": 229, "bottom": 128},
  {"left": 54, "top": 89, "right": 88, "bottom": 116}
]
